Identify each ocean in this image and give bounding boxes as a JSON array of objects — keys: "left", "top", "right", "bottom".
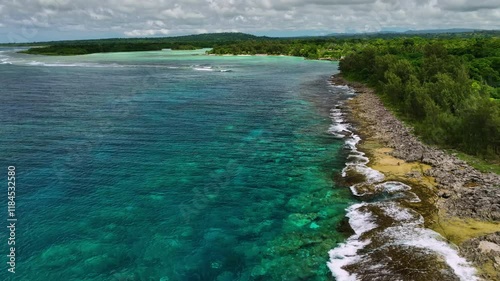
[
  {"left": 0, "top": 48, "right": 478, "bottom": 281},
  {"left": 0, "top": 48, "right": 353, "bottom": 280}
]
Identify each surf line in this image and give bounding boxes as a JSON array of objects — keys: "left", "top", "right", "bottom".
[{"left": 325, "top": 83, "right": 478, "bottom": 281}]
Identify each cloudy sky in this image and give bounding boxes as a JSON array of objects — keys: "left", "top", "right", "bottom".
[{"left": 0, "top": 0, "right": 499, "bottom": 42}]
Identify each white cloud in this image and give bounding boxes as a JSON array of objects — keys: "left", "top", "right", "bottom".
[
  {"left": 437, "top": 0, "right": 500, "bottom": 12},
  {"left": 124, "top": 29, "right": 171, "bottom": 37},
  {"left": 161, "top": 5, "right": 205, "bottom": 19},
  {"left": 0, "top": 0, "right": 498, "bottom": 41}
]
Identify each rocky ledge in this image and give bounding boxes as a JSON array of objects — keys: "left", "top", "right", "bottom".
[{"left": 331, "top": 73, "right": 500, "bottom": 280}]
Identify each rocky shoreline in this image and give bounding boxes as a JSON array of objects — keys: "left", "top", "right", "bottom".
[{"left": 331, "top": 73, "right": 500, "bottom": 280}]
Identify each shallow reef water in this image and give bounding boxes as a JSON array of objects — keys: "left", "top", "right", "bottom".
[
  {"left": 2, "top": 47, "right": 476, "bottom": 281},
  {"left": 0, "top": 48, "right": 357, "bottom": 281}
]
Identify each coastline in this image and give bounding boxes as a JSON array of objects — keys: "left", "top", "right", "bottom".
[{"left": 331, "top": 73, "right": 500, "bottom": 280}]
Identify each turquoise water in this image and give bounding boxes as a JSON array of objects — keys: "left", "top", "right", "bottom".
[{"left": 0, "top": 49, "right": 354, "bottom": 280}]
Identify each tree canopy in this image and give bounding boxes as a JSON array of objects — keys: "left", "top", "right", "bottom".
[{"left": 338, "top": 36, "right": 500, "bottom": 159}]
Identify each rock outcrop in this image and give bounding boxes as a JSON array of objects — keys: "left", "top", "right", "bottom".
[
  {"left": 331, "top": 74, "right": 500, "bottom": 221},
  {"left": 332, "top": 73, "right": 500, "bottom": 280}
]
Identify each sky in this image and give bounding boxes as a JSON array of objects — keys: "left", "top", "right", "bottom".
[{"left": 0, "top": 0, "right": 499, "bottom": 42}]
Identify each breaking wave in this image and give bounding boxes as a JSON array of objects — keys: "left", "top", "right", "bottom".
[{"left": 327, "top": 82, "right": 478, "bottom": 281}]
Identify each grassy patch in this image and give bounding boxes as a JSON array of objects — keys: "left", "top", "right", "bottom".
[{"left": 451, "top": 151, "right": 500, "bottom": 175}]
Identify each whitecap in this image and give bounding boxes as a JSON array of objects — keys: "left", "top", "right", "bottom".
[
  {"left": 0, "top": 57, "right": 12, "bottom": 65},
  {"left": 192, "top": 65, "right": 231, "bottom": 72},
  {"left": 193, "top": 66, "right": 214, "bottom": 71},
  {"left": 328, "top": 201, "right": 478, "bottom": 281},
  {"left": 330, "top": 84, "right": 351, "bottom": 91},
  {"left": 383, "top": 226, "right": 479, "bottom": 281},
  {"left": 344, "top": 135, "right": 361, "bottom": 150},
  {"left": 342, "top": 165, "right": 385, "bottom": 183},
  {"left": 373, "top": 181, "right": 422, "bottom": 203},
  {"left": 328, "top": 203, "right": 376, "bottom": 281},
  {"left": 380, "top": 202, "right": 423, "bottom": 223},
  {"left": 346, "top": 154, "right": 370, "bottom": 166},
  {"left": 23, "top": 61, "right": 124, "bottom": 68},
  {"left": 329, "top": 194, "right": 476, "bottom": 281},
  {"left": 347, "top": 203, "right": 378, "bottom": 235},
  {"left": 374, "top": 181, "right": 411, "bottom": 193},
  {"left": 328, "top": 123, "right": 350, "bottom": 137},
  {"left": 327, "top": 238, "right": 370, "bottom": 281}
]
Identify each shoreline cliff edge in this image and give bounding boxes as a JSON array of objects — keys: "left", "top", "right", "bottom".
[{"left": 331, "top": 73, "right": 500, "bottom": 281}]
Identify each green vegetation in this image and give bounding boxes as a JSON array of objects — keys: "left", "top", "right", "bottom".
[
  {"left": 338, "top": 37, "right": 500, "bottom": 160},
  {"left": 452, "top": 151, "right": 500, "bottom": 174},
  {"left": 209, "top": 39, "right": 349, "bottom": 59},
  {"left": 16, "top": 33, "right": 260, "bottom": 55},
  {"left": 208, "top": 30, "right": 500, "bottom": 60},
  {"left": 14, "top": 30, "right": 499, "bottom": 57}
]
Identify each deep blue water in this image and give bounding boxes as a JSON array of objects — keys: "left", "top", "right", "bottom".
[{"left": 0, "top": 49, "right": 354, "bottom": 280}]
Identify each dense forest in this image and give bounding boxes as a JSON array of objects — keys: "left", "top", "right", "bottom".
[
  {"left": 208, "top": 31, "right": 499, "bottom": 58},
  {"left": 339, "top": 37, "right": 500, "bottom": 159},
  {"left": 13, "top": 33, "right": 261, "bottom": 55},
  {"left": 13, "top": 30, "right": 498, "bottom": 56},
  {"left": 209, "top": 38, "right": 347, "bottom": 59}
]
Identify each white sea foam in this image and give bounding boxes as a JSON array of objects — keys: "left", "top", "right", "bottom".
[
  {"left": 330, "top": 84, "right": 356, "bottom": 95},
  {"left": 328, "top": 203, "right": 375, "bottom": 281},
  {"left": 192, "top": 65, "right": 231, "bottom": 72},
  {"left": 347, "top": 203, "right": 378, "bottom": 235},
  {"left": 374, "top": 181, "right": 411, "bottom": 193},
  {"left": 374, "top": 181, "right": 421, "bottom": 203},
  {"left": 328, "top": 108, "right": 351, "bottom": 138},
  {"left": 329, "top": 200, "right": 478, "bottom": 281},
  {"left": 24, "top": 61, "right": 125, "bottom": 68},
  {"left": 328, "top": 203, "right": 378, "bottom": 280},
  {"left": 383, "top": 226, "right": 479, "bottom": 281},
  {"left": 328, "top": 123, "right": 350, "bottom": 137},
  {"left": 349, "top": 185, "right": 364, "bottom": 197},
  {"left": 331, "top": 84, "right": 351, "bottom": 91},
  {"left": 328, "top": 87, "right": 385, "bottom": 185},
  {"left": 0, "top": 52, "right": 12, "bottom": 64},
  {"left": 346, "top": 154, "right": 369, "bottom": 166},
  {"left": 327, "top": 82, "right": 477, "bottom": 281},
  {"left": 342, "top": 165, "right": 385, "bottom": 183},
  {"left": 193, "top": 66, "right": 213, "bottom": 71},
  {"left": 327, "top": 238, "right": 369, "bottom": 281},
  {"left": 0, "top": 58, "right": 11, "bottom": 64},
  {"left": 344, "top": 135, "right": 361, "bottom": 150},
  {"left": 328, "top": 84, "right": 385, "bottom": 185},
  {"left": 380, "top": 202, "right": 422, "bottom": 223},
  {"left": 330, "top": 110, "right": 343, "bottom": 117}
]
